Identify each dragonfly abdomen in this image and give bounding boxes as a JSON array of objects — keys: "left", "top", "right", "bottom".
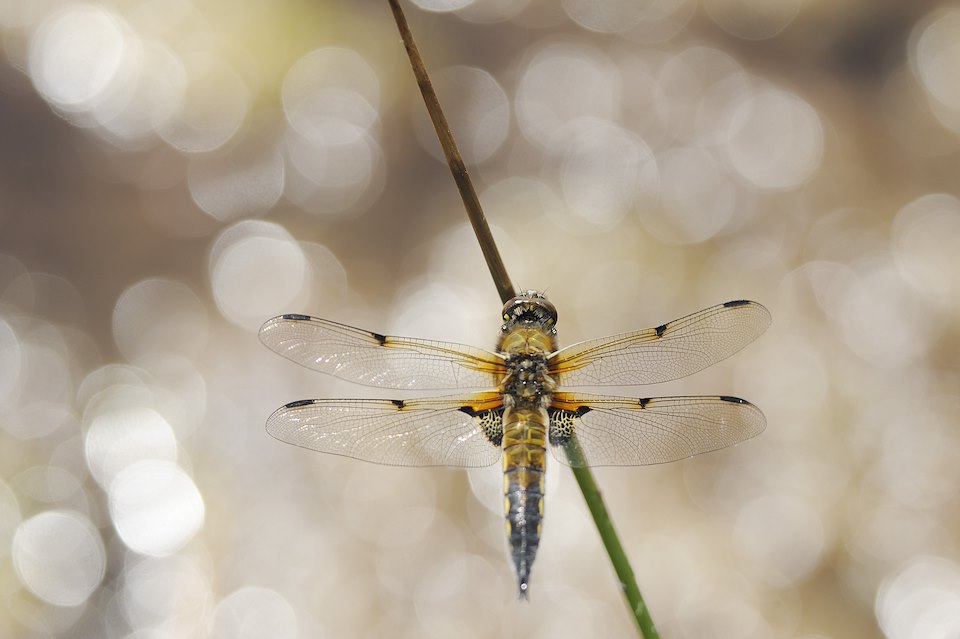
[{"left": 502, "top": 406, "right": 548, "bottom": 600}]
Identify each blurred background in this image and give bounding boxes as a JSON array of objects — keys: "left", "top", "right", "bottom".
[{"left": 1, "top": 0, "right": 959, "bottom": 637}]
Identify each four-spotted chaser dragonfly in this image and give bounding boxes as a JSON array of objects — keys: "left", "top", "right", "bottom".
[{"left": 260, "top": 293, "right": 770, "bottom": 598}]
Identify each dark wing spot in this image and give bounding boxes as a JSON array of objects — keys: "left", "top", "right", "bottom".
[
  {"left": 391, "top": 399, "right": 406, "bottom": 409},
  {"left": 281, "top": 313, "right": 311, "bottom": 321},
  {"left": 723, "top": 300, "right": 751, "bottom": 308},
  {"left": 575, "top": 405, "right": 591, "bottom": 418},
  {"left": 372, "top": 331, "right": 387, "bottom": 345},
  {"left": 284, "top": 399, "right": 316, "bottom": 408},
  {"left": 638, "top": 397, "right": 650, "bottom": 408},
  {"left": 719, "top": 395, "right": 748, "bottom": 404},
  {"left": 655, "top": 323, "right": 667, "bottom": 337},
  {"left": 458, "top": 406, "right": 477, "bottom": 416}
]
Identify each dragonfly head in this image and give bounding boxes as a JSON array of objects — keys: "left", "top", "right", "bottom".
[{"left": 502, "top": 292, "right": 557, "bottom": 329}]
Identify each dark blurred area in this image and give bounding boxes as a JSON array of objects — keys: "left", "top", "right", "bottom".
[{"left": 1, "top": 1, "right": 959, "bottom": 637}]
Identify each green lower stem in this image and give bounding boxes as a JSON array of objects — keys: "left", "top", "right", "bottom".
[{"left": 566, "top": 436, "right": 660, "bottom": 638}]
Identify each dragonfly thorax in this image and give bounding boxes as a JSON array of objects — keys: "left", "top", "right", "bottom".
[
  {"left": 497, "top": 294, "right": 558, "bottom": 411},
  {"left": 501, "top": 354, "right": 554, "bottom": 408}
]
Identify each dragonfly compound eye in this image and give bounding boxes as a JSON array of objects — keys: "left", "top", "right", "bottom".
[{"left": 501, "top": 294, "right": 558, "bottom": 327}]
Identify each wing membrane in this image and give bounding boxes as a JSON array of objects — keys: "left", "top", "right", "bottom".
[
  {"left": 549, "top": 392, "right": 766, "bottom": 467},
  {"left": 549, "top": 300, "right": 770, "bottom": 387},
  {"left": 260, "top": 314, "right": 506, "bottom": 391},
  {"left": 266, "top": 393, "right": 504, "bottom": 467}
]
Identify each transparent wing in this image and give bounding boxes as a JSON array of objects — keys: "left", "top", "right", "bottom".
[
  {"left": 260, "top": 314, "right": 507, "bottom": 391},
  {"left": 266, "top": 393, "right": 504, "bottom": 467},
  {"left": 548, "top": 392, "right": 766, "bottom": 467},
  {"left": 549, "top": 300, "right": 770, "bottom": 387}
]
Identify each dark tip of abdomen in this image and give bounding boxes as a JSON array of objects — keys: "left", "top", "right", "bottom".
[{"left": 518, "top": 581, "right": 529, "bottom": 601}]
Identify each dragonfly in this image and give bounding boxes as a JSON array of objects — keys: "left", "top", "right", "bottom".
[{"left": 260, "top": 292, "right": 770, "bottom": 598}]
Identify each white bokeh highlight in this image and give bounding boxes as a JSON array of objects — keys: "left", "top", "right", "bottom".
[
  {"left": 552, "top": 117, "right": 658, "bottom": 234},
  {"left": 90, "top": 38, "right": 186, "bottom": 143},
  {"left": 113, "top": 279, "right": 209, "bottom": 361},
  {"left": 893, "top": 193, "right": 960, "bottom": 312},
  {"left": 211, "top": 587, "right": 299, "bottom": 639},
  {"left": 12, "top": 510, "right": 106, "bottom": 606},
  {"left": 281, "top": 49, "right": 386, "bottom": 217},
  {"left": 723, "top": 86, "right": 824, "bottom": 190},
  {"left": 0, "top": 316, "right": 22, "bottom": 407},
  {"left": 703, "top": 0, "right": 802, "bottom": 41},
  {"left": 877, "top": 556, "right": 960, "bottom": 639},
  {"left": 0, "top": 479, "right": 21, "bottom": 562},
  {"left": 157, "top": 53, "right": 249, "bottom": 153},
  {"left": 28, "top": 5, "right": 127, "bottom": 111},
  {"left": 911, "top": 7, "right": 960, "bottom": 133},
  {"left": 410, "top": 0, "right": 474, "bottom": 12},
  {"left": 282, "top": 47, "right": 380, "bottom": 141},
  {"left": 562, "top": 0, "right": 657, "bottom": 34},
  {"left": 643, "top": 146, "right": 737, "bottom": 244},
  {"left": 413, "top": 65, "right": 509, "bottom": 165},
  {"left": 209, "top": 221, "right": 310, "bottom": 330},
  {"left": 109, "top": 460, "right": 204, "bottom": 556},
  {"left": 515, "top": 42, "right": 620, "bottom": 149},
  {"left": 85, "top": 400, "right": 178, "bottom": 489},
  {"left": 121, "top": 555, "right": 213, "bottom": 634},
  {"left": 188, "top": 144, "right": 285, "bottom": 222}
]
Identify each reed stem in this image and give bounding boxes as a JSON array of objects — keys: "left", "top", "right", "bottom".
[
  {"left": 387, "top": 0, "right": 515, "bottom": 303},
  {"left": 385, "top": 2, "right": 658, "bottom": 635}
]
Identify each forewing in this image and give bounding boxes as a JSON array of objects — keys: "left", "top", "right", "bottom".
[
  {"left": 266, "top": 393, "right": 504, "bottom": 467},
  {"left": 260, "top": 314, "right": 506, "bottom": 390},
  {"left": 548, "top": 392, "right": 766, "bottom": 467},
  {"left": 550, "top": 300, "right": 770, "bottom": 386}
]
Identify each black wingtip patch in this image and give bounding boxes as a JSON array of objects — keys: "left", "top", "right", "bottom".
[
  {"left": 284, "top": 399, "right": 316, "bottom": 408},
  {"left": 281, "top": 313, "right": 312, "bottom": 321},
  {"left": 372, "top": 331, "right": 388, "bottom": 345},
  {"left": 655, "top": 323, "right": 667, "bottom": 337},
  {"left": 638, "top": 397, "right": 650, "bottom": 408},
  {"left": 719, "top": 395, "right": 748, "bottom": 404},
  {"left": 723, "top": 300, "right": 751, "bottom": 308}
]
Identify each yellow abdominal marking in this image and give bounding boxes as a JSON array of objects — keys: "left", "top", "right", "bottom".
[{"left": 502, "top": 413, "right": 547, "bottom": 472}]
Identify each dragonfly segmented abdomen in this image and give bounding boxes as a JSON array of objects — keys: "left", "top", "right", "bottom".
[{"left": 501, "top": 405, "right": 548, "bottom": 599}]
